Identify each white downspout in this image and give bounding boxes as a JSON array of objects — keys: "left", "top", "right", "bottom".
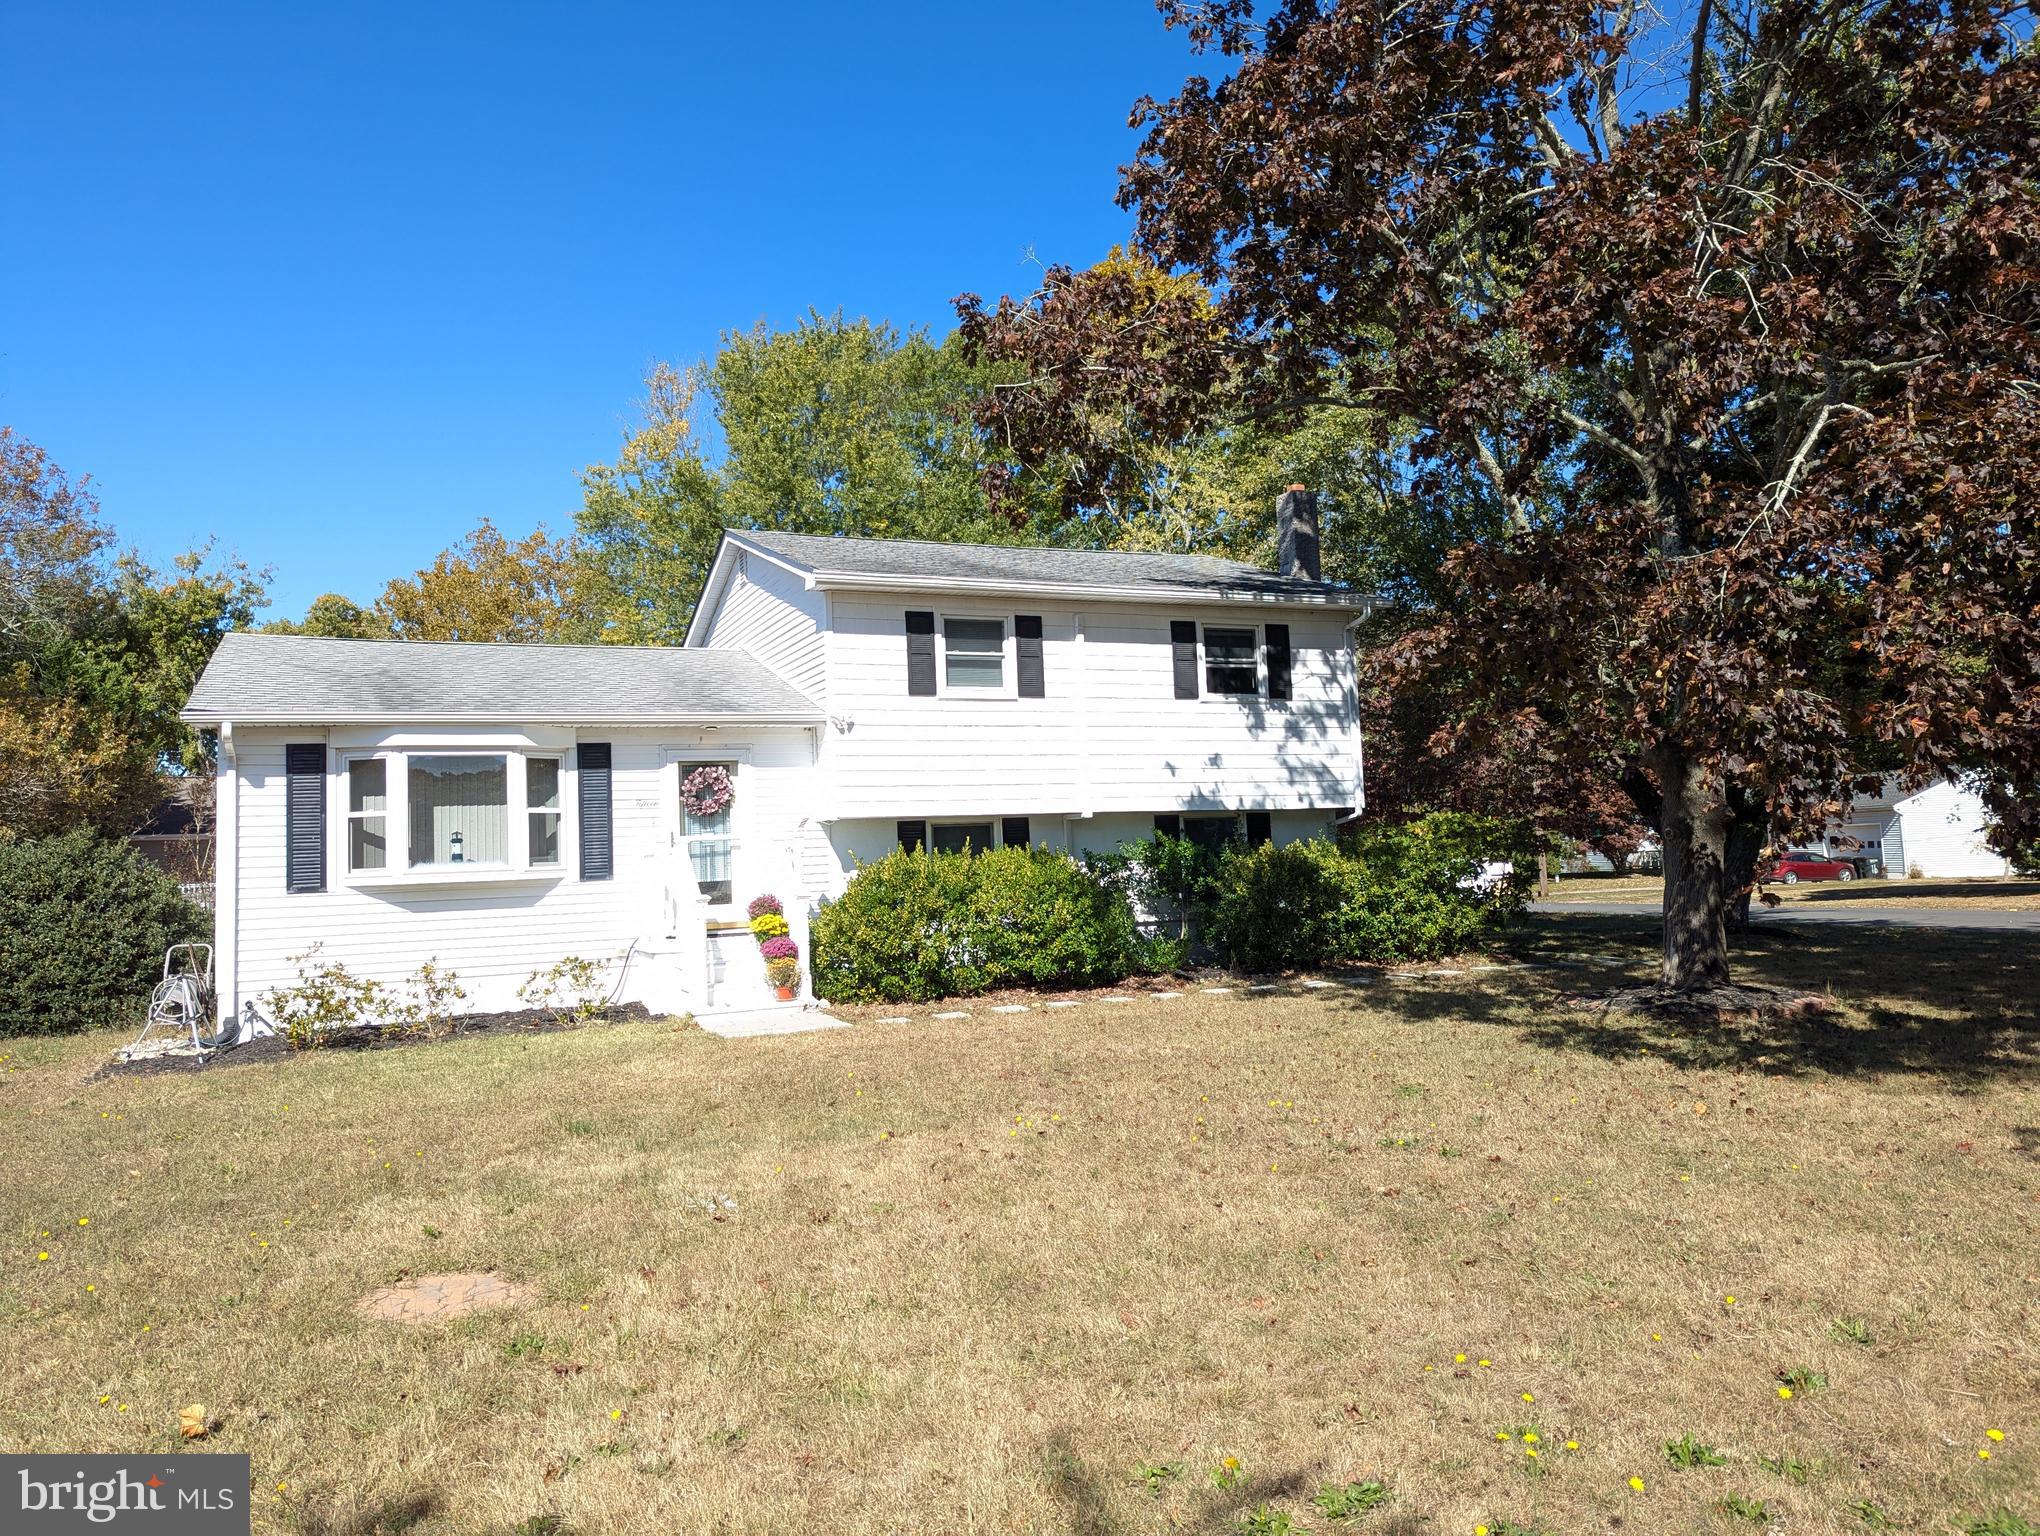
[
  {"left": 215, "top": 722, "right": 240, "bottom": 1029},
  {"left": 1340, "top": 612, "right": 1370, "bottom": 823}
]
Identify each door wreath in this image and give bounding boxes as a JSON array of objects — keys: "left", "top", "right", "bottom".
[{"left": 680, "top": 764, "right": 734, "bottom": 819}]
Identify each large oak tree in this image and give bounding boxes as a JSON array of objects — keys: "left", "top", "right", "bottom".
[{"left": 959, "top": 0, "right": 2039, "bottom": 995}]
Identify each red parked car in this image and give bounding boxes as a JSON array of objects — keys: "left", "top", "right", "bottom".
[{"left": 1763, "top": 849, "right": 1857, "bottom": 884}]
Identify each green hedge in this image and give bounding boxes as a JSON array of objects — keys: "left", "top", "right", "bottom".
[
  {"left": 0, "top": 827, "right": 211, "bottom": 1036},
  {"left": 812, "top": 844, "right": 1140, "bottom": 1003},
  {"left": 1205, "top": 814, "right": 1534, "bottom": 970}
]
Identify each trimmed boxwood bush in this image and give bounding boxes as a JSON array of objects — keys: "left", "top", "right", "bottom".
[
  {"left": 0, "top": 827, "right": 211, "bottom": 1036},
  {"left": 812, "top": 845, "right": 1138, "bottom": 1004}
]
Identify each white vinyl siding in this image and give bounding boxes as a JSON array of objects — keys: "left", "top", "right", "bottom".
[
  {"left": 696, "top": 550, "right": 827, "bottom": 707},
  {"left": 819, "top": 595, "right": 1359, "bottom": 819},
  {"left": 224, "top": 724, "right": 833, "bottom": 1021}
]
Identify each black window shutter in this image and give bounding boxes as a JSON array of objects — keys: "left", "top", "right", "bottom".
[
  {"left": 1014, "top": 615, "right": 1044, "bottom": 697},
  {"left": 1001, "top": 816, "right": 1031, "bottom": 848},
  {"left": 896, "top": 819, "right": 927, "bottom": 853},
  {"left": 1264, "top": 623, "right": 1292, "bottom": 700},
  {"left": 1246, "top": 811, "right": 1273, "bottom": 847},
  {"left": 905, "top": 610, "right": 937, "bottom": 696},
  {"left": 1170, "top": 620, "right": 1199, "bottom": 699},
  {"left": 284, "top": 743, "right": 326, "bottom": 893},
  {"left": 1154, "top": 813, "right": 1182, "bottom": 839},
  {"left": 578, "top": 742, "right": 613, "bottom": 881}
]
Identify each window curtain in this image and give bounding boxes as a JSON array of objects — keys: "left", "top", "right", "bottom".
[{"left": 408, "top": 755, "right": 508, "bottom": 865}]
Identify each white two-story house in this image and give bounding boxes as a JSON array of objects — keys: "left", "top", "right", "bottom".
[{"left": 184, "top": 495, "right": 1370, "bottom": 1026}]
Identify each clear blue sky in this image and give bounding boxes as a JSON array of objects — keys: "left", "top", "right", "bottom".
[{"left": 2, "top": 3, "right": 1200, "bottom": 619}]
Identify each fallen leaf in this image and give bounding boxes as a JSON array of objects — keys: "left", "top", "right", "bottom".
[{"left": 179, "top": 1403, "right": 207, "bottom": 1440}]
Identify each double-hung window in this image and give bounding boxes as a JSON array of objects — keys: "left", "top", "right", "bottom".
[
  {"left": 346, "top": 759, "right": 388, "bottom": 871},
  {"left": 943, "top": 617, "right": 1006, "bottom": 690},
  {"left": 527, "top": 756, "right": 563, "bottom": 866},
  {"left": 1203, "top": 626, "right": 1259, "bottom": 695}
]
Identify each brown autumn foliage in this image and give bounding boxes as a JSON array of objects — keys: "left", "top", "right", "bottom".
[{"left": 957, "top": 0, "right": 2039, "bottom": 992}]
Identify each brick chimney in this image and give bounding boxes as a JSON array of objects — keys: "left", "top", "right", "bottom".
[{"left": 1277, "top": 485, "right": 1320, "bottom": 582}]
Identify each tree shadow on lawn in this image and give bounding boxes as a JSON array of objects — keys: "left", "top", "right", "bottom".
[
  {"left": 1313, "top": 914, "right": 2038, "bottom": 1086},
  {"left": 1039, "top": 1427, "right": 1324, "bottom": 1536}
]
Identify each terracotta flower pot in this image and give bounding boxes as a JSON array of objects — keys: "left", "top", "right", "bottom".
[{"left": 775, "top": 985, "right": 795, "bottom": 1002}]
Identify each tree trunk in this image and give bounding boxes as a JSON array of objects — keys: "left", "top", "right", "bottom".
[
  {"left": 1652, "top": 745, "right": 1734, "bottom": 990},
  {"left": 1722, "top": 798, "right": 1766, "bottom": 936}
]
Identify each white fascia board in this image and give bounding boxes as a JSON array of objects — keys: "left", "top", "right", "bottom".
[
  {"left": 180, "top": 710, "right": 823, "bottom": 728},
  {"left": 807, "top": 572, "right": 1375, "bottom": 610}
]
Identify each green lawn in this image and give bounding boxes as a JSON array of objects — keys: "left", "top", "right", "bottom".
[{"left": 4, "top": 915, "right": 2036, "bottom": 1535}]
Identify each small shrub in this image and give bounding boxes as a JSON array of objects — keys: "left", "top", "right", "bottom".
[
  {"left": 518, "top": 956, "right": 608, "bottom": 1025},
  {"left": 1206, "top": 838, "right": 1366, "bottom": 971},
  {"left": 266, "top": 947, "right": 392, "bottom": 1051},
  {"left": 381, "top": 959, "right": 468, "bottom": 1038},
  {"left": 1313, "top": 1478, "right": 1390, "bottom": 1517},
  {"left": 965, "top": 845, "right": 1138, "bottom": 991},
  {"left": 0, "top": 827, "right": 209, "bottom": 1036},
  {"left": 1088, "top": 833, "right": 1230, "bottom": 942},
  {"left": 1663, "top": 1433, "right": 1728, "bottom": 1469}
]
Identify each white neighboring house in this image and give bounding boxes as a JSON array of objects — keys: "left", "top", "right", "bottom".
[
  {"left": 185, "top": 499, "right": 1370, "bottom": 1030},
  {"left": 1820, "top": 775, "right": 2011, "bottom": 878}
]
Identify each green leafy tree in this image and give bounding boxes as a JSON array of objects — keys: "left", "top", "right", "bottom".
[
  {"left": 264, "top": 592, "right": 384, "bottom": 639},
  {"left": 576, "top": 313, "right": 1062, "bottom": 642},
  {"left": 375, "top": 518, "right": 593, "bottom": 643}
]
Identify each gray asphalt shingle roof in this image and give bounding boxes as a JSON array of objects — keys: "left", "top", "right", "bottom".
[
  {"left": 181, "top": 632, "right": 823, "bottom": 724},
  {"left": 731, "top": 528, "right": 1362, "bottom": 604}
]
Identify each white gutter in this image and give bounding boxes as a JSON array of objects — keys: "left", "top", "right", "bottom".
[
  {"left": 805, "top": 571, "right": 1372, "bottom": 610},
  {"left": 180, "top": 711, "right": 825, "bottom": 728}
]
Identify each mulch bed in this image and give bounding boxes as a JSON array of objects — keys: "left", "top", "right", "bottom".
[{"left": 94, "top": 1003, "right": 655, "bottom": 1080}]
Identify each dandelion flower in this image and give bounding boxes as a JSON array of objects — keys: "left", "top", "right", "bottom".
[
  {"left": 609, "top": 1409, "right": 621, "bottom": 1420},
  {"left": 85, "top": 1284, "right": 95, "bottom": 1293},
  {"left": 1724, "top": 1295, "right": 1736, "bottom": 1306},
  {"left": 1778, "top": 1386, "right": 1793, "bottom": 1399},
  {"left": 1986, "top": 1429, "right": 2004, "bottom": 1442},
  {"left": 1523, "top": 1432, "right": 1540, "bottom": 1444},
  {"left": 1496, "top": 1431, "right": 1512, "bottom": 1441},
  {"left": 1565, "top": 1440, "right": 1580, "bottom": 1451},
  {"left": 1978, "top": 1449, "right": 1991, "bottom": 1460},
  {"left": 1521, "top": 1392, "right": 1535, "bottom": 1403},
  {"left": 1455, "top": 1353, "right": 1468, "bottom": 1363},
  {"left": 77, "top": 1217, "right": 89, "bottom": 1226},
  {"left": 98, "top": 1395, "right": 109, "bottom": 1404},
  {"left": 1630, "top": 1476, "right": 1646, "bottom": 1492},
  {"left": 1476, "top": 1527, "right": 1489, "bottom": 1535},
  {"left": 36, "top": 1251, "right": 48, "bottom": 1262},
  {"left": 1479, "top": 1358, "right": 1493, "bottom": 1367},
  {"left": 1526, "top": 1448, "right": 1540, "bottom": 1459}
]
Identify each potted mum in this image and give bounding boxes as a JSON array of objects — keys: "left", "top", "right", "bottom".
[{"left": 747, "top": 894, "right": 800, "bottom": 1001}]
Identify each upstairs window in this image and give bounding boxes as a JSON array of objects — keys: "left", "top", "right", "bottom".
[
  {"left": 1203, "top": 626, "right": 1259, "bottom": 695},
  {"left": 943, "top": 617, "right": 1006, "bottom": 689}
]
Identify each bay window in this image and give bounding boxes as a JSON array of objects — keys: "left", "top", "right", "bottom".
[{"left": 340, "top": 749, "right": 567, "bottom": 879}]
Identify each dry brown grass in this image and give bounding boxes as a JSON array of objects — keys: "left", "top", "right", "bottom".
[{"left": 4, "top": 916, "right": 2037, "bottom": 1536}]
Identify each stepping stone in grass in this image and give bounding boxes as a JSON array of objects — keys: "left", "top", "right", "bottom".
[
  {"left": 991, "top": 1004, "right": 1029, "bottom": 1014},
  {"left": 1154, "top": 990, "right": 1183, "bottom": 999},
  {"left": 1046, "top": 1000, "right": 1082, "bottom": 1009},
  {"left": 932, "top": 1010, "right": 970, "bottom": 1019},
  {"left": 1202, "top": 986, "right": 1234, "bottom": 994},
  {"left": 1302, "top": 979, "right": 1337, "bottom": 989},
  {"left": 877, "top": 1016, "right": 911, "bottom": 1024},
  {"left": 357, "top": 1272, "right": 533, "bottom": 1325},
  {"left": 1098, "top": 995, "right": 1134, "bottom": 1003},
  {"left": 1248, "top": 983, "right": 1280, "bottom": 991}
]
